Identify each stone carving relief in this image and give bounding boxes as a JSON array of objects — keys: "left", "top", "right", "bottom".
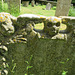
[
  {"left": 0, "top": 12, "right": 75, "bottom": 74},
  {"left": 0, "top": 12, "right": 75, "bottom": 42}
]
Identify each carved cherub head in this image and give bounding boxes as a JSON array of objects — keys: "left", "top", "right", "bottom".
[
  {"left": 0, "top": 12, "right": 15, "bottom": 35},
  {"left": 44, "top": 17, "right": 61, "bottom": 36}
]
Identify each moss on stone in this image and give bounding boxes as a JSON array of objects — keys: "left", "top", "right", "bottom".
[{"left": 7, "top": 38, "right": 75, "bottom": 75}]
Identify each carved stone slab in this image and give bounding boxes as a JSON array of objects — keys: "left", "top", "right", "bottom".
[
  {"left": 46, "top": 3, "right": 51, "bottom": 10},
  {"left": 55, "top": 0, "right": 72, "bottom": 16}
]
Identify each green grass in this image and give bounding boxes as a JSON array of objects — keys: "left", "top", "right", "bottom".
[
  {"left": 68, "top": 7, "right": 75, "bottom": 16},
  {"left": 0, "top": 2, "right": 75, "bottom": 17},
  {"left": 20, "top": 4, "right": 55, "bottom": 16},
  {"left": 0, "top": 2, "right": 8, "bottom": 12},
  {"left": 0, "top": 3, "right": 55, "bottom": 17}
]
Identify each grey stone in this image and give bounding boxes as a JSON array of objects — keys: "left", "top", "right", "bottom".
[
  {"left": 22, "top": 1, "right": 29, "bottom": 7},
  {"left": 71, "top": 4, "right": 73, "bottom": 7},
  {"left": 0, "top": 45, "right": 8, "bottom": 51},
  {"left": 36, "top": 2, "right": 38, "bottom": 6},
  {"left": 0, "top": 12, "right": 15, "bottom": 34},
  {"left": 60, "top": 16, "right": 75, "bottom": 33},
  {"left": 46, "top": 3, "right": 51, "bottom": 10},
  {"left": 7, "top": 39, "right": 75, "bottom": 75},
  {"left": 43, "top": 16, "right": 61, "bottom": 37},
  {"left": 0, "top": 13, "right": 75, "bottom": 75},
  {"left": 55, "top": 0, "right": 72, "bottom": 16},
  {"left": 31, "top": 0, "right": 35, "bottom": 7},
  {"left": 59, "top": 16, "right": 75, "bottom": 40}
]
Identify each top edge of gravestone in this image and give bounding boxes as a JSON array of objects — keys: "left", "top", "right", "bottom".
[{"left": 60, "top": 16, "right": 75, "bottom": 20}]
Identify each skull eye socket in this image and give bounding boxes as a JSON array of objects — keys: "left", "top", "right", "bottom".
[
  {"left": 47, "top": 22, "right": 53, "bottom": 27},
  {"left": 56, "top": 22, "right": 60, "bottom": 27}
]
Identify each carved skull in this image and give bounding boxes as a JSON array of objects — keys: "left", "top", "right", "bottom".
[{"left": 44, "top": 17, "right": 61, "bottom": 36}]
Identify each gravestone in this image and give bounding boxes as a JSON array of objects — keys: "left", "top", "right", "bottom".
[
  {"left": 7, "top": 39, "right": 75, "bottom": 75},
  {"left": 7, "top": 0, "right": 21, "bottom": 13},
  {"left": 55, "top": 0, "right": 72, "bottom": 16},
  {"left": 46, "top": 3, "right": 51, "bottom": 10},
  {"left": 22, "top": 1, "right": 29, "bottom": 7},
  {"left": 31, "top": 0, "right": 35, "bottom": 7},
  {"left": 36, "top": 2, "right": 38, "bottom": 6}
]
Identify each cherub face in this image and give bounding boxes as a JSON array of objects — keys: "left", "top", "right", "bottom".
[
  {"left": 0, "top": 12, "right": 14, "bottom": 34},
  {"left": 44, "top": 17, "right": 61, "bottom": 36}
]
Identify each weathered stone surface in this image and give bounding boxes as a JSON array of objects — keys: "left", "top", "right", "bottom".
[
  {"left": 46, "top": 3, "right": 51, "bottom": 10},
  {"left": 31, "top": 0, "right": 35, "bottom": 7},
  {"left": 36, "top": 2, "right": 38, "bottom": 6},
  {"left": 18, "top": 14, "right": 46, "bottom": 19},
  {"left": 7, "top": 39, "right": 75, "bottom": 75},
  {"left": 43, "top": 16, "right": 61, "bottom": 37},
  {"left": 60, "top": 16, "right": 75, "bottom": 29},
  {"left": 0, "top": 45, "right": 8, "bottom": 51},
  {"left": 0, "top": 12, "right": 17, "bottom": 31},
  {"left": 0, "top": 45, "right": 8, "bottom": 75},
  {"left": 55, "top": 0, "right": 72, "bottom": 16},
  {"left": 22, "top": 1, "right": 29, "bottom": 7},
  {"left": 25, "top": 22, "right": 41, "bottom": 40},
  {"left": 0, "top": 12, "right": 75, "bottom": 75},
  {"left": 0, "top": 12, "right": 18, "bottom": 45},
  {"left": 0, "top": 12, "right": 15, "bottom": 34},
  {"left": 60, "top": 16, "right": 75, "bottom": 40},
  {"left": 17, "top": 14, "right": 46, "bottom": 27},
  {"left": 51, "top": 33, "right": 67, "bottom": 40},
  {"left": 17, "top": 14, "right": 75, "bottom": 40},
  {"left": 0, "top": 13, "right": 75, "bottom": 41}
]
